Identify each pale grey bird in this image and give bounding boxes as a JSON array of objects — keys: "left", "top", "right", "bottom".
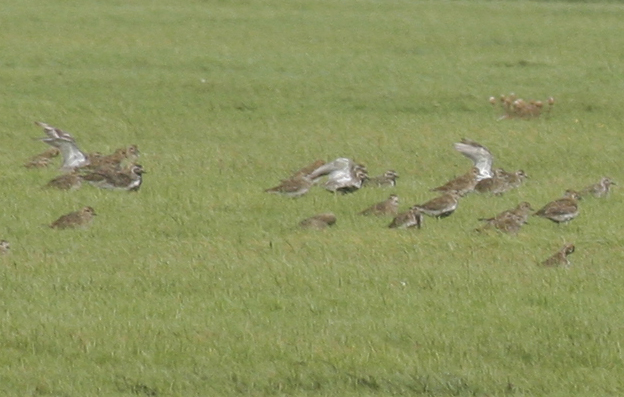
[
  {"left": 35, "top": 122, "right": 90, "bottom": 170},
  {"left": 453, "top": 138, "right": 493, "bottom": 180},
  {"left": 308, "top": 158, "right": 368, "bottom": 194}
]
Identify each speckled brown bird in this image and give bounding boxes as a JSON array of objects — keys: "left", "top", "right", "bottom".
[
  {"left": 24, "top": 147, "right": 61, "bottom": 169},
  {"left": 50, "top": 206, "right": 96, "bottom": 229},
  {"left": 414, "top": 191, "right": 462, "bottom": 218},
  {"left": 299, "top": 213, "right": 337, "bottom": 230},
  {"left": 534, "top": 190, "right": 581, "bottom": 224},
  {"left": 431, "top": 167, "right": 480, "bottom": 196},
  {"left": 541, "top": 244, "right": 575, "bottom": 267},
  {"left": 359, "top": 194, "right": 399, "bottom": 216},
  {"left": 44, "top": 170, "right": 82, "bottom": 190},
  {"left": 580, "top": 177, "right": 616, "bottom": 198},
  {"left": 82, "top": 164, "right": 145, "bottom": 191},
  {"left": 364, "top": 170, "right": 399, "bottom": 188},
  {"left": 476, "top": 202, "right": 534, "bottom": 234},
  {"left": 265, "top": 175, "right": 314, "bottom": 198},
  {"left": 388, "top": 206, "right": 423, "bottom": 229}
]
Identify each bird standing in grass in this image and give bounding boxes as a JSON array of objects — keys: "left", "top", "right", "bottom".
[
  {"left": 364, "top": 170, "right": 399, "bottom": 188},
  {"left": 431, "top": 167, "right": 480, "bottom": 197},
  {"left": 265, "top": 175, "right": 314, "bottom": 198},
  {"left": 388, "top": 206, "right": 423, "bottom": 229},
  {"left": 24, "top": 147, "right": 60, "bottom": 169},
  {"left": 541, "top": 244, "right": 575, "bottom": 267},
  {"left": 50, "top": 206, "right": 96, "bottom": 229},
  {"left": 534, "top": 190, "right": 581, "bottom": 224},
  {"left": 359, "top": 194, "right": 400, "bottom": 216},
  {"left": 82, "top": 164, "right": 146, "bottom": 191},
  {"left": 299, "top": 213, "right": 337, "bottom": 230},
  {"left": 44, "top": 169, "right": 82, "bottom": 190},
  {"left": 414, "top": 191, "right": 462, "bottom": 218},
  {"left": 580, "top": 177, "right": 616, "bottom": 198}
]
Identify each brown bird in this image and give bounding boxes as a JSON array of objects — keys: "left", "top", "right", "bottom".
[
  {"left": 541, "top": 243, "right": 575, "bottom": 267},
  {"left": 24, "top": 147, "right": 61, "bottom": 169},
  {"left": 265, "top": 175, "right": 314, "bottom": 198},
  {"left": 414, "top": 191, "right": 461, "bottom": 218},
  {"left": 50, "top": 206, "right": 96, "bottom": 229},
  {"left": 388, "top": 206, "right": 423, "bottom": 229},
  {"left": 0, "top": 240, "right": 9, "bottom": 255},
  {"left": 289, "top": 159, "right": 326, "bottom": 180},
  {"left": 580, "top": 177, "right": 616, "bottom": 198},
  {"left": 359, "top": 194, "right": 400, "bottom": 216},
  {"left": 501, "top": 169, "right": 529, "bottom": 190},
  {"left": 81, "top": 164, "right": 145, "bottom": 191},
  {"left": 44, "top": 170, "right": 82, "bottom": 190},
  {"left": 474, "top": 168, "right": 507, "bottom": 194},
  {"left": 364, "top": 170, "right": 399, "bottom": 187},
  {"left": 431, "top": 167, "right": 480, "bottom": 196},
  {"left": 477, "top": 202, "right": 534, "bottom": 234},
  {"left": 299, "top": 213, "right": 337, "bottom": 230},
  {"left": 534, "top": 190, "right": 581, "bottom": 224},
  {"left": 85, "top": 145, "right": 140, "bottom": 172}
]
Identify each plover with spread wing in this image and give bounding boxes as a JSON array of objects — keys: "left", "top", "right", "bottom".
[
  {"left": 453, "top": 139, "right": 493, "bottom": 180},
  {"left": 35, "top": 122, "right": 90, "bottom": 170},
  {"left": 308, "top": 158, "right": 368, "bottom": 194}
]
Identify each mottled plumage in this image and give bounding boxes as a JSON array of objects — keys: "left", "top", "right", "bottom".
[
  {"left": 432, "top": 167, "right": 480, "bottom": 196},
  {"left": 414, "top": 191, "right": 461, "bottom": 218},
  {"left": 364, "top": 170, "right": 399, "bottom": 188},
  {"left": 265, "top": 175, "right": 313, "bottom": 198},
  {"left": 541, "top": 244, "right": 575, "bottom": 267},
  {"left": 24, "top": 147, "right": 60, "bottom": 169},
  {"left": 388, "top": 206, "right": 423, "bottom": 229},
  {"left": 359, "top": 194, "right": 399, "bottom": 216},
  {"left": 580, "top": 177, "right": 616, "bottom": 198},
  {"left": 44, "top": 170, "right": 82, "bottom": 191},
  {"left": 299, "top": 213, "right": 337, "bottom": 230},
  {"left": 82, "top": 164, "right": 145, "bottom": 191},
  {"left": 534, "top": 190, "right": 581, "bottom": 224},
  {"left": 50, "top": 206, "right": 96, "bottom": 229},
  {"left": 477, "top": 202, "right": 533, "bottom": 234}
]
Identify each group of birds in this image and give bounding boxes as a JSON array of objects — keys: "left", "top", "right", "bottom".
[
  {"left": 490, "top": 93, "right": 555, "bottom": 120},
  {"left": 0, "top": 122, "right": 147, "bottom": 254},
  {"left": 25, "top": 122, "right": 145, "bottom": 192},
  {"left": 266, "top": 138, "right": 616, "bottom": 267}
]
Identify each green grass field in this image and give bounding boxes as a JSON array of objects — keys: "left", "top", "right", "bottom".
[{"left": 2, "top": 0, "right": 624, "bottom": 395}]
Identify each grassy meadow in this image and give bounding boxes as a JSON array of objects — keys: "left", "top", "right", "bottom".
[{"left": 2, "top": 0, "right": 624, "bottom": 395}]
